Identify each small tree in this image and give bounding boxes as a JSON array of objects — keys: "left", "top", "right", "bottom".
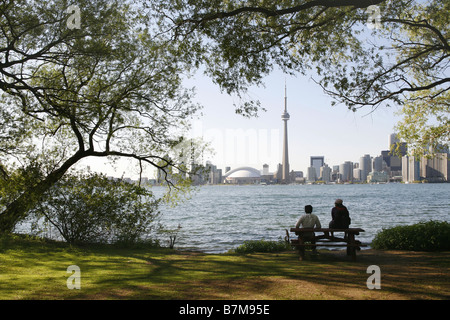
[{"left": 29, "top": 172, "right": 161, "bottom": 245}]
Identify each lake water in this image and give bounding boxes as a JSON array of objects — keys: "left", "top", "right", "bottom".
[{"left": 156, "top": 183, "right": 450, "bottom": 253}]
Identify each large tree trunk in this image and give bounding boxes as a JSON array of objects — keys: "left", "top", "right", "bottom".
[{"left": 0, "top": 152, "right": 85, "bottom": 234}]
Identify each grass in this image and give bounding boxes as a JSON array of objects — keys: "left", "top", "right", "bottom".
[{"left": 0, "top": 234, "right": 449, "bottom": 300}]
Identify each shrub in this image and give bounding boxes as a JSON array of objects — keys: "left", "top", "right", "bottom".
[
  {"left": 28, "top": 172, "right": 161, "bottom": 246},
  {"left": 372, "top": 220, "right": 450, "bottom": 251},
  {"left": 234, "top": 239, "right": 292, "bottom": 254}
]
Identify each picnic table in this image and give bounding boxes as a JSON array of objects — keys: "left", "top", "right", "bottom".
[{"left": 288, "top": 227, "right": 366, "bottom": 260}]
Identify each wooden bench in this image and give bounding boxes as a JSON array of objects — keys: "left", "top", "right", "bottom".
[{"left": 288, "top": 228, "right": 366, "bottom": 260}]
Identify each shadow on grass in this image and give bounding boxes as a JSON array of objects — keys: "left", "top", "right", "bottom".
[
  {"left": 71, "top": 249, "right": 450, "bottom": 300},
  {"left": 1, "top": 236, "right": 449, "bottom": 300}
]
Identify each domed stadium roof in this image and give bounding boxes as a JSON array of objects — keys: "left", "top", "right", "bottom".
[{"left": 224, "top": 167, "right": 261, "bottom": 178}]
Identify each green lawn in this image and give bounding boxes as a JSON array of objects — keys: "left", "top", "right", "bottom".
[{"left": 1, "top": 235, "right": 449, "bottom": 300}]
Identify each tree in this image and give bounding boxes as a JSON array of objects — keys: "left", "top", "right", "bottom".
[
  {"left": 160, "top": 0, "right": 448, "bottom": 154},
  {"left": 28, "top": 171, "right": 161, "bottom": 245},
  {"left": 1, "top": 0, "right": 448, "bottom": 232},
  {"left": 0, "top": 0, "right": 203, "bottom": 232}
]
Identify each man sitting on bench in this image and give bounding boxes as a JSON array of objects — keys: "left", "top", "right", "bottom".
[{"left": 295, "top": 205, "right": 322, "bottom": 254}]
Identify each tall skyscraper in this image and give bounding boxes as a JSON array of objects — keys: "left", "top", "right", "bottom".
[
  {"left": 360, "top": 154, "right": 372, "bottom": 182},
  {"left": 402, "top": 155, "right": 420, "bottom": 183},
  {"left": 310, "top": 156, "right": 324, "bottom": 180},
  {"left": 320, "top": 164, "right": 332, "bottom": 183},
  {"left": 307, "top": 166, "right": 317, "bottom": 182},
  {"left": 262, "top": 164, "right": 268, "bottom": 175},
  {"left": 389, "top": 133, "right": 407, "bottom": 156},
  {"left": 339, "top": 161, "right": 353, "bottom": 182},
  {"left": 281, "top": 84, "right": 290, "bottom": 183},
  {"left": 420, "top": 153, "right": 450, "bottom": 182}
]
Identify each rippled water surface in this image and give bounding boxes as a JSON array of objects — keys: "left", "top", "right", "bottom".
[{"left": 156, "top": 183, "right": 450, "bottom": 253}]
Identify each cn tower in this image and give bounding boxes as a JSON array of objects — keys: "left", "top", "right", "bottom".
[{"left": 281, "top": 84, "right": 290, "bottom": 183}]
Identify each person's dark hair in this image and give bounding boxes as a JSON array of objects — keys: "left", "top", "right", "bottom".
[{"left": 304, "top": 205, "right": 313, "bottom": 213}]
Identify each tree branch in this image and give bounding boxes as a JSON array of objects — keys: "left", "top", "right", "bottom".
[{"left": 182, "top": 0, "right": 385, "bottom": 24}]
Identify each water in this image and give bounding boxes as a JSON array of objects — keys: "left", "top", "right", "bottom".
[{"left": 156, "top": 183, "right": 450, "bottom": 253}]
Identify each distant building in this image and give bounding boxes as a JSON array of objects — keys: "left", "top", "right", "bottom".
[
  {"left": 292, "top": 171, "right": 304, "bottom": 183},
  {"left": 389, "top": 133, "right": 407, "bottom": 156},
  {"left": 206, "top": 162, "right": 222, "bottom": 184},
  {"left": 389, "top": 155, "right": 402, "bottom": 177},
  {"left": 310, "top": 156, "right": 324, "bottom": 181},
  {"left": 353, "top": 168, "right": 361, "bottom": 182},
  {"left": 387, "top": 133, "right": 407, "bottom": 178},
  {"left": 320, "top": 164, "right": 331, "bottom": 183},
  {"left": 306, "top": 166, "right": 317, "bottom": 182},
  {"left": 359, "top": 154, "right": 372, "bottom": 182},
  {"left": 373, "top": 155, "right": 383, "bottom": 172},
  {"left": 421, "top": 153, "right": 450, "bottom": 182},
  {"left": 274, "top": 163, "right": 283, "bottom": 182},
  {"left": 262, "top": 164, "right": 269, "bottom": 176},
  {"left": 339, "top": 161, "right": 353, "bottom": 182},
  {"left": 367, "top": 171, "right": 389, "bottom": 183},
  {"left": 223, "top": 166, "right": 261, "bottom": 184},
  {"left": 402, "top": 155, "right": 420, "bottom": 183}
]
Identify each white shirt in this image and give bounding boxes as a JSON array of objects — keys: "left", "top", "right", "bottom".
[{"left": 295, "top": 214, "right": 322, "bottom": 229}]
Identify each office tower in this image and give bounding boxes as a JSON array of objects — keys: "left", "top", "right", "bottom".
[
  {"left": 389, "top": 133, "right": 399, "bottom": 149},
  {"left": 339, "top": 161, "right": 353, "bottom": 182},
  {"left": 307, "top": 166, "right": 317, "bottom": 182},
  {"left": 353, "top": 168, "right": 361, "bottom": 181},
  {"left": 281, "top": 85, "right": 290, "bottom": 183},
  {"left": 359, "top": 154, "right": 372, "bottom": 182},
  {"left": 275, "top": 163, "right": 283, "bottom": 181},
  {"left": 320, "top": 164, "right": 331, "bottom": 183},
  {"left": 389, "top": 133, "right": 407, "bottom": 156},
  {"left": 310, "top": 156, "right": 324, "bottom": 180},
  {"left": 262, "top": 164, "right": 269, "bottom": 176},
  {"left": 381, "top": 150, "right": 391, "bottom": 167},
  {"left": 420, "top": 153, "right": 450, "bottom": 182},
  {"left": 402, "top": 155, "right": 420, "bottom": 183},
  {"left": 373, "top": 155, "right": 383, "bottom": 172}
]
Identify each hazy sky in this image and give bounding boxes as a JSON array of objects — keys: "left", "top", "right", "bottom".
[
  {"left": 186, "top": 68, "right": 402, "bottom": 175},
  {"left": 78, "top": 67, "right": 402, "bottom": 180}
]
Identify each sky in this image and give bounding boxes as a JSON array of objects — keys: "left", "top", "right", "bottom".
[
  {"left": 185, "top": 69, "right": 402, "bottom": 175},
  {"left": 78, "top": 67, "right": 402, "bottom": 180}
]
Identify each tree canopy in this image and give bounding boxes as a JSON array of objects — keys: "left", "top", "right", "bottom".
[
  {"left": 160, "top": 0, "right": 448, "bottom": 153},
  {"left": 0, "top": 0, "right": 448, "bottom": 232},
  {"left": 0, "top": 0, "right": 202, "bottom": 232}
]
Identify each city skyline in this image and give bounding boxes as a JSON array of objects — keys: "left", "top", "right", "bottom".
[
  {"left": 78, "top": 70, "right": 405, "bottom": 179},
  {"left": 188, "top": 69, "right": 398, "bottom": 171},
  {"left": 186, "top": 70, "right": 403, "bottom": 176}
]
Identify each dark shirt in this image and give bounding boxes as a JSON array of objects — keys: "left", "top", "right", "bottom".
[{"left": 330, "top": 205, "right": 351, "bottom": 229}]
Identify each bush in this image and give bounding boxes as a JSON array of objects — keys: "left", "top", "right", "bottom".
[
  {"left": 28, "top": 172, "right": 161, "bottom": 246},
  {"left": 372, "top": 220, "right": 450, "bottom": 251},
  {"left": 234, "top": 239, "right": 292, "bottom": 254}
]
